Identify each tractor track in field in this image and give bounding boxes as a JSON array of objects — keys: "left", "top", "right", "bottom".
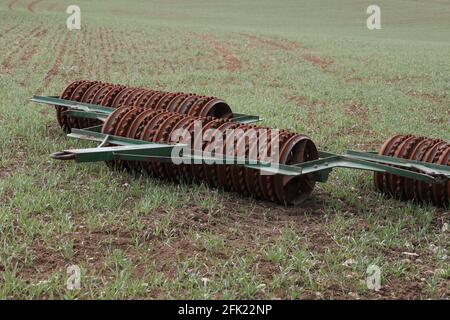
[
  {"left": 0, "top": 23, "right": 21, "bottom": 39},
  {"left": 85, "top": 27, "right": 101, "bottom": 79},
  {"left": 62, "top": 30, "right": 86, "bottom": 81},
  {"left": 0, "top": 164, "right": 18, "bottom": 180},
  {"left": 38, "top": 31, "right": 70, "bottom": 93},
  {"left": 240, "top": 33, "right": 301, "bottom": 51},
  {"left": 108, "top": 27, "right": 120, "bottom": 54},
  {"left": 72, "top": 30, "right": 86, "bottom": 78},
  {"left": 201, "top": 35, "right": 242, "bottom": 72},
  {"left": 302, "top": 53, "right": 334, "bottom": 72},
  {"left": 27, "top": 0, "right": 43, "bottom": 13},
  {"left": 240, "top": 33, "right": 334, "bottom": 72},
  {"left": 102, "top": 27, "right": 117, "bottom": 69},
  {"left": 84, "top": 34, "right": 95, "bottom": 79},
  {"left": 1, "top": 25, "right": 44, "bottom": 73},
  {"left": 74, "top": 26, "right": 91, "bottom": 78},
  {"left": 7, "top": 0, "right": 18, "bottom": 11},
  {"left": 18, "top": 28, "right": 48, "bottom": 87},
  {"left": 19, "top": 28, "right": 63, "bottom": 87},
  {"left": 19, "top": 28, "right": 48, "bottom": 66},
  {"left": 98, "top": 27, "right": 111, "bottom": 81},
  {"left": 109, "top": 29, "right": 130, "bottom": 76}
]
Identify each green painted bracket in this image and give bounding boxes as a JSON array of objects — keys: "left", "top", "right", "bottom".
[
  {"left": 345, "top": 150, "right": 450, "bottom": 178},
  {"left": 30, "top": 95, "right": 261, "bottom": 124}
]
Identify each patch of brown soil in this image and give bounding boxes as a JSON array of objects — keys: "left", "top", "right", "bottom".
[
  {"left": 0, "top": 148, "right": 27, "bottom": 180},
  {"left": 1, "top": 25, "right": 43, "bottom": 73},
  {"left": 340, "top": 104, "right": 381, "bottom": 149},
  {"left": 8, "top": 0, "right": 18, "bottom": 11},
  {"left": 344, "top": 76, "right": 369, "bottom": 84},
  {"left": 0, "top": 163, "right": 19, "bottom": 179},
  {"left": 6, "top": 183, "right": 448, "bottom": 299},
  {"left": 1, "top": 23, "right": 21, "bottom": 37},
  {"left": 38, "top": 31, "right": 70, "bottom": 93},
  {"left": 98, "top": 27, "right": 111, "bottom": 81},
  {"left": 27, "top": 0, "right": 43, "bottom": 13},
  {"left": 344, "top": 103, "right": 369, "bottom": 120},
  {"left": 201, "top": 35, "right": 242, "bottom": 72},
  {"left": 79, "top": 26, "right": 95, "bottom": 79},
  {"left": 407, "top": 91, "right": 448, "bottom": 104},
  {"left": 302, "top": 53, "right": 334, "bottom": 71},
  {"left": 240, "top": 33, "right": 301, "bottom": 51},
  {"left": 384, "top": 75, "right": 430, "bottom": 85},
  {"left": 19, "top": 28, "right": 48, "bottom": 66},
  {"left": 59, "top": 29, "right": 85, "bottom": 81}
]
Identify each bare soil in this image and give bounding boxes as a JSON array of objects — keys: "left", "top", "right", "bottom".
[{"left": 201, "top": 35, "right": 243, "bottom": 72}]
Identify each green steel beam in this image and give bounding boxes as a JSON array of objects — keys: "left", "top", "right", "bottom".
[
  {"left": 52, "top": 130, "right": 449, "bottom": 184},
  {"left": 68, "top": 128, "right": 152, "bottom": 146},
  {"left": 31, "top": 96, "right": 113, "bottom": 114},
  {"left": 231, "top": 113, "right": 261, "bottom": 124},
  {"left": 346, "top": 150, "right": 450, "bottom": 177},
  {"left": 52, "top": 144, "right": 177, "bottom": 162},
  {"left": 65, "top": 110, "right": 107, "bottom": 121},
  {"left": 30, "top": 95, "right": 261, "bottom": 124}
]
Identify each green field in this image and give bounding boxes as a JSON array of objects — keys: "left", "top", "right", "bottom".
[{"left": 0, "top": 0, "right": 449, "bottom": 299}]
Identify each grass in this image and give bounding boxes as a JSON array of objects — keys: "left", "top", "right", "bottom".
[{"left": 0, "top": 0, "right": 448, "bottom": 299}]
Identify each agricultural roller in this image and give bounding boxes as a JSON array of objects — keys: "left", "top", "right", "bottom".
[
  {"left": 55, "top": 80, "right": 237, "bottom": 132},
  {"left": 30, "top": 80, "right": 449, "bottom": 206}
]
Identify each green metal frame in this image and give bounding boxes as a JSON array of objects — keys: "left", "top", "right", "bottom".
[
  {"left": 30, "top": 96, "right": 261, "bottom": 124},
  {"left": 50, "top": 127, "right": 449, "bottom": 185},
  {"left": 30, "top": 95, "right": 449, "bottom": 184}
]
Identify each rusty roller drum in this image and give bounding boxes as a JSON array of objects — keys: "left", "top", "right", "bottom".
[
  {"left": 55, "top": 80, "right": 233, "bottom": 132},
  {"left": 375, "top": 134, "right": 449, "bottom": 207},
  {"left": 100, "top": 106, "right": 319, "bottom": 205}
]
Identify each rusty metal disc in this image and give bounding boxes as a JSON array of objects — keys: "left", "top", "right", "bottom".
[
  {"left": 374, "top": 134, "right": 411, "bottom": 195},
  {"left": 244, "top": 127, "right": 272, "bottom": 200},
  {"left": 229, "top": 125, "right": 258, "bottom": 195},
  {"left": 203, "top": 121, "right": 236, "bottom": 188},
  {"left": 57, "top": 80, "right": 87, "bottom": 131},
  {"left": 91, "top": 84, "right": 116, "bottom": 106},
  {"left": 140, "top": 112, "right": 175, "bottom": 175},
  {"left": 169, "top": 116, "right": 200, "bottom": 183},
  {"left": 67, "top": 81, "right": 99, "bottom": 130},
  {"left": 431, "top": 144, "right": 449, "bottom": 207},
  {"left": 188, "top": 96, "right": 212, "bottom": 116},
  {"left": 133, "top": 90, "right": 158, "bottom": 108},
  {"left": 111, "top": 87, "right": 137, "bottom": 108},
  {"left": 404, "top": 139, "right": 438, "bottom": 201},
  {"left": 155, "top": 92, "right": 179, "bottom": 111},
  {"left": 114, "top": 107, "right": 143, "bottom": 138},
  {"left": 100, "top": 85, "right": 127, "bottom": 107},
  {"left": 160, "top": 114, "right": 193, "bottom": 181},
  {"left": 167, "top": 93, "right": 193, "bottom": 112},
  {"left": 127, "top": 109, "right": 164, "bottom": 141},
  {"left": 143, "top": 91, "right": 167, "bottom": 110},
  {"left": 417, "top": 141, "right": 447, "bottom": 203},
  {"left": 152, "top": 113, "right": 184, "bottom": 180},
  {"left": 177, "top": 95, "right": 202, "bottom": 115},
  {"left": 216, "top": 123, "right": 248, "bottom": 191},
  {"left": 191, "top": 118, "right": 228, "bottom": 183},
  {"left": 101, "top": 105, "right": 136, "bottom": 170},
  {"left": 125, "top": 109, "right": 164, "bottom": 173},
  {"left": 101, "top": 105, "right": 135, "bottom": 135},
  {"left": 389, "top": 136, "right": 425, "bottom": 200},
  {"left": 123, "top": 88, "right": 147, "bottom": 107},
  {"left": 112, "top": 107, "right": 145, "bottom": 171},
  {"left": 199, "top": 98, "right": 233, "bottom": 119},
  {"left": 258, "top": 131, "right": 290, "bottom": 202},
  {"left": 80, "top": 82, "right": 110, "bottom": 128},
  {"left": 272, "top": 133, "right": 318, "bottom": 205}
]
